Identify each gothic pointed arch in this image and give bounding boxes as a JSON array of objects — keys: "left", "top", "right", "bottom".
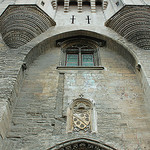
[{"left": 48, "top": 138, "right": 117, "bottom": 150}]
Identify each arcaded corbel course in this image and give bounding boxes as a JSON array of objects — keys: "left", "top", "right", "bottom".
[
  {"left": 0, "top": 4, "right": 56, "bottom": 49},
  {"left": 51, "top": 0, "right": 57, "bottom": 9},
  {"left": 105, "top": 5, "right": 150, "bottom": 50},
  {"left": 90, "top": 0, "right": 96, "bottom": 13}
]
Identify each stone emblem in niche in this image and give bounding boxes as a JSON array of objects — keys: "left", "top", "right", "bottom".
[
  {"left": 73, "top": 102, "right": 91, "bottom": 132},
  {"left": 66, "top": 98, "right": 97, "bottom": 133}
]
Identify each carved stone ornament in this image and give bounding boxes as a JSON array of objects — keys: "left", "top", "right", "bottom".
[
  {"left": 66, "top": 98, "right": 97, "bottom": 133},
  {"left": 48, "top": 138, "right": 116, "bottom": 150},
  {"left": 73, "top": 101, "right": 91, "bottom": 132},
  {"left": 57, "top": 142, "right": 115, "bottom": 150}
]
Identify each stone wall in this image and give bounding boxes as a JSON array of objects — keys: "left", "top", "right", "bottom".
[
  {"left": 1, "top": 44, "right": 149, "bottom": 149},
  {"left": 0, "top": 1, "right": 150, "bottom": 149},
  {"left": 0, "top": 28, "right": 150, "bottom": 149}
]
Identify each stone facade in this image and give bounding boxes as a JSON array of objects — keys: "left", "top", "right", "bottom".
[{"left": 0, "top": 0, "right": 150, "bottom": 150}]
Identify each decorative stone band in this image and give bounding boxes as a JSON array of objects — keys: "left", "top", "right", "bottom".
[
  {"left": 0, "top": 5, "right": 56, "bottom": 49},
  {"left": 57, "top": 0, "right": 102, "bottom": 13},
  {"left": 105, "top": 5, "right": 150, "bottom": 50}
]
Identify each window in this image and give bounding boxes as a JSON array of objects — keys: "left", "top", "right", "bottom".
[
  {"left": 57, "top": 37, "right": 106, "bottom": 70},
  {"left": 65, "top": 44, "right": 96, "bottom": 67},
  {"left": 66, "top": 53, "right": 79, "bottom": 66}
]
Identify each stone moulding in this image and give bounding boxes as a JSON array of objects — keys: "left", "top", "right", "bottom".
[
  {"left": 57, "top": 66, "right": 105, "bottom": 70},
  {"left": 48, "top": 138, "right": 117, "bottom": 150},
  {"left": 105, "top": 5, "right": 150, "bottom": 50},
  {"left": 0, "top": 4, "right": 56, "bottom": 49}
]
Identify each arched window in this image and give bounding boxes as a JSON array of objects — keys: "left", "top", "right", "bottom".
[
  {"left": 57, "top": 37, "right": 104, "bottom": 68},
  {"left": 66, "top": 98, "right": 97, "bottom": 133},
  {"left": 65, "top": 44, "right": 95, "bottom": 67}
]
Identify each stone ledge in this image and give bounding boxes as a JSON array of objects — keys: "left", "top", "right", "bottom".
[{"left": 57, "top": 66, "right": 105, "bottom": 70}]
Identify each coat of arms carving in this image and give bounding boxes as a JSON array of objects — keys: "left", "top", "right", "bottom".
[{"left": 73, "top": 101, "right": 91, "bottom": 132}]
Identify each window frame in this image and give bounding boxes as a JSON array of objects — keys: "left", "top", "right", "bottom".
[
  {"left": 57, "top": 37, "right": 105, "bottom": 70},
  {"left": 66, "top": 53, "right": 79, "bottom": 66},
  {"left": 64, "top": 44, "right": 98, "bottom": 67},
  {"left": 81, "top": 53, "right": 94, "bottom": 67}
]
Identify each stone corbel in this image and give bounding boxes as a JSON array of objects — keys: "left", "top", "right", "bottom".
[
  {"left": 103, "top": 0, "right": 108, "bottom": 10},
  {"left": 64, "top": 0, "right": 70, "bottom": 12},
  {"left": 51, "top": 0, "right": 57, "bottom": 10}
]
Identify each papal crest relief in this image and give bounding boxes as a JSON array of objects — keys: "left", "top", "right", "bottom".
[
  {"left": 73, "top": 101, "right": 91, "bottom": 132},
  {"left": 66, "top": 97, "right": 97, "bottom": 133}
]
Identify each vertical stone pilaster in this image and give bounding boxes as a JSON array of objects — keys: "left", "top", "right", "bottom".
[
  {"left": 53, "top": 72, "right": 65, "bottom": 135},
  {"left": 55, "top": 72, "right": 65, "bottom": 118}
]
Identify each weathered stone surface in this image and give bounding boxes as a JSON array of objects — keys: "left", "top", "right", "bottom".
[
  {"left": 0, "top": 45, "right": 148, "bottom": 149},
  {"left": 0, "top": 1, "right": 150, "bottom": 149}
]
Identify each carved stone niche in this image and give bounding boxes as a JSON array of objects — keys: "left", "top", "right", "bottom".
[{"left": 66, "top": 98, "right": 97, "bottom": 133}]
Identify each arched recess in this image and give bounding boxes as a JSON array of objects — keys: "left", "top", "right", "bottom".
[
  {"left": 0, "top": 29, "right": 141, "bottom": 139},
  {"left": 23, "top": 29, "right": 150, "bottom": 113},
  {"left": 24, "top": 29, "right": 137, "bottom": 69},
  {"left": 48, "top": 138, "right": 117, "bottom": 150}
]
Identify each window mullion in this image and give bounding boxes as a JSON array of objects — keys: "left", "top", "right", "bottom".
[
  {"left": 79, "top": 48, "right": 82, "bottom": 66},
  {"left": 94, "top": 51, "right": 97, "bottom": 66},
  {"left": 61, "top": 48, "right": 65, "bottom": 66}
]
